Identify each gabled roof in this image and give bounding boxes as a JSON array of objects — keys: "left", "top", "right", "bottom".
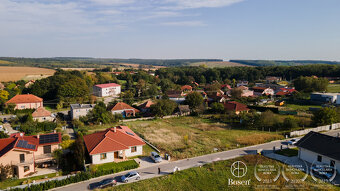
[
  {"left": 70, "top": 104, "right": 96, "bottom": 110},
  {"left": 224, "top": 101, "right": 249, "bottom": 112},
  {"left": 94, "top": 83, "right": 121, "bottom": 88},
  {"left": 295, "top": 131, "right": 340, "bottom": 161},
  {"left": 181, "top": 85, "right": 192, "bottom": 91},
  {"left": 6, "top": 94, "right": 43, "bottom": 104},
  {"left": 83, "top": 126, "right": 145, "bottom": 155},
  {"left": 0, "top": 132, "right": 61, "bottom": 157},
  {"left": 110, "top": 102, "right": 139, "bottom": 112},
  {"left": 138, "top": 101, "right": 154, "bottom": 109},
  {"left": 166, "top": 90, "right": 182, "bottom": 98},
  {"left": 32, "top": 107, "right": 52, "bottom": 117}
]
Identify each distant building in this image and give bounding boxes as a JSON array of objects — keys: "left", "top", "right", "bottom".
[
  {"left": 138, "top": 100, "right": 154, "bottom": 113},
  {"left": 93, "top": 83, "right": 121, "bottom": 97},
  {"left": 224, "top": 101, "right": 249, "bottom": 114},
  {"left": 6, "top": 94, "right": 43, "bottom": 110},
  {"left": 166, "top": 90, "right": 186, "bottom": 104},
  {"left": 237, "top": 81, "right": 248, "bottom": 87},
  {"left": 32, "top": 107, "right": 54, "bottom": 122},
  {"left": 24, "top": 80, "right": 35, "bottom": 88},
  {"left": 310, "top": 93, "right": 339, "bottom": 103},
  {"left": 110, "top": 102, "right": 139, "bottom": 117},
  {"left": 181, "top": 85, "right": 193, "bottom": 93},
  {"left": 252, "top": 87, "right": 275, "bottom": 96},
  {"left": 70, "top": 104, "right": 96, "bottom": 119},
  {"left": 0, "top": 83, "right": 5, "bottom": 90},
  {"left": 266, "top": 76, "right": 282, "bottom": 83}
]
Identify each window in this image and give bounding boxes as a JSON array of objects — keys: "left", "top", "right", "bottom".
[
  {"left": 131, "top": 146, "right": 137, "bottom": 153},
  {"left": 24, "top": 166, "right": 30, "bottom": 172},
  {"left": 317, "top": 155, "right": 322, "bottom": 162},
  {"left": 21, "top": 105, "right": 25, "bottom": 109},
  {"left": 100, "top": 153, "right": 107, "bottom": 160},
  {"left": 43, "top": 145, "right": 51, "bottom": 154},
  {"left": 20, "top": 154, "right": 25, "bottom": 163}
]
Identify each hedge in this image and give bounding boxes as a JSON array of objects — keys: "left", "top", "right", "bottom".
[{"left": 10, "top": 160, "right": 139, "bottom": 191}]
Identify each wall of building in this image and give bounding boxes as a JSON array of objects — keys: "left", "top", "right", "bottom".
[
  {"left": 15, "top": 102, "right": 43, "bottom": 110},
  {"left": 125, "top": 145, "right": 143, "bottom": 157},
  {"left": 93, "top": 86, "right": 121, "bottom": 97},
  {"left": 33, "top": 116, "right": 54, "bottom": 122},
  {"left": 299, "top": 148, "right": 340, "bottom": 173},
  {"left": 91, "top": 151, "right": 115, "bottom": 164},
  {"left": 35, "top": 144, "right": 59, "bottom": 156},
  {"left": 0, "top": 149, "right": 35, "bottom": 178},
  {"left": 71, "top": 108, "right": 93, "bottom": 119}
]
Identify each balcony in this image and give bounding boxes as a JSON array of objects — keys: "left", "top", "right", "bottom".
[{"left": 35, "top": 153, "right": 54, "bottom": 163}]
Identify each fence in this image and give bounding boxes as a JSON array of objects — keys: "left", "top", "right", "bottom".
[{"left": 289, "top": 123, "right": 340, "bottom": 137}]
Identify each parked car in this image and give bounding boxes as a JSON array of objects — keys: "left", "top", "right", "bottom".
[
  {"left": 121, "top": 171, "right": 140, "bottom": 183},
  {"left": 287, "top": 138, "right": 300, "bottom": 145},
  {"left": 88, "top": 178, "right": 117, "bottom": 190},
  {"left": 151, "top": 152, "right": 162, "bottom": 163}
]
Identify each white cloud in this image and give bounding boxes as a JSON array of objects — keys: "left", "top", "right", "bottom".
[
  {"left": 90, "top": 0, "right": 135, "bottom": 6},
  {"left": 162, "top": 0, "right": 244, "bottom": 9}
]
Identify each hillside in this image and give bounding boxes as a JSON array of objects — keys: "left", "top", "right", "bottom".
[
  {"left": 189, "top": 61, "right": 250, "bottom": 67},
  {"left": 230, "top": 60, "right": 340, "bottom": 67}
]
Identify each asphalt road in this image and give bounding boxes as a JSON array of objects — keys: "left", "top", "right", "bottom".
[{"left": 53, "top": 129, "right": 340, "bottom": 191}]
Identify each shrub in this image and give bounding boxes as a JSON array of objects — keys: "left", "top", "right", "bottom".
[{"left": 62, "top": 134, "right": 70, "bottom": 141}]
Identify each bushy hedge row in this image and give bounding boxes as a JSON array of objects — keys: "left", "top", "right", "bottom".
[{"left": 10, "top": 160, "right": 139, "bottom": 191}]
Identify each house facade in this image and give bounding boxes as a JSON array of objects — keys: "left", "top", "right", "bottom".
[
  {"left": 110, "top": 102, "right": 139, "bottom": 117},
  {"left": 83, "top": 126, "right": 145, "bottom": 164},
  {"left": 70, "top": 104, "right": 96, "bottom": 120},
  {"left": 32, "top": 107, "right": 54, "bottom": 122},
  {"left": 0, "top": 132, "right": 61, "bottom": 178},
  {"left": 224, "top": 101, "right": 249, "bottom": 114},
  {"left": 295, "top": 131, "right": 340, "bottom": 174},
  {"left": 93, "top": 83, "right": 121, "bottom": 97},
  {"left": 6, "top": 94, "right": 43, "bottom": 110}
]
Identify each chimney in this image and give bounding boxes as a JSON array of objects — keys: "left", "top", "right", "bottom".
[{"left": 113, "top": 127, "right": 116, "bottom": 133}]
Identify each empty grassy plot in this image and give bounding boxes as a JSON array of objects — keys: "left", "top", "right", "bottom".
[
  {"left": 0, "top": 66, "right": 55, "bottom": 82},
  {"left": 328, "top": 84, "right": 340, "bottom": 93},
  {"left": 122, "top": 116, "right": 283, "bottom": 159}
]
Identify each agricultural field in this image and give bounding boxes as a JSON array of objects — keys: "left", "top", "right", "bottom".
[
  {"left": 189, "top": 61, "right": 250, "bottom": 68},
  {"left": 328, "top": 84, "right": 340, "bottom": 93},
  {"left": 109, "top": 116, "right": 284, "bottom": 159},
  {"left": 0, "top": 66, "right": 55, "bottom": 82},
  {"left": 105, "top": 155, "right": 338, "bottom": 191}
]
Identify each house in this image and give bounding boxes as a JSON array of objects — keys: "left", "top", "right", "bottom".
[
  {"left": 310, "top": 93, "right": 339, "bottom": 103},
  {"left": 93, "top": 83, "right": 121, "bottom": 97},
  {"left": 181, "top": 85, "right": 193, "bottom": 93},
  {"left": 166, "top": 90, "right": 186, "bottom": 104},
  {"left": 6, "top": 94, "right": 43, "bottom": 110},
  {"left": 110, "top": 102, "right": 139, "bottom": 117},
  {"left": 138, "top": 100, "right": 154, "bottom": 113},
  {"left": 237, "top": 81, "right": 248, "bottom": 87},
  {"left": 224, "top": 101, "right": 249, "bottom": 114},
  {"left": 24, "top": 80, "right": 35, "bottom": 88},
  {"left": 0, "top": 82, "right": 4, "bottom": 90},
  {"left": 266, "top": 76, "right": 282, "bottom": 83},
  {"left": 295, "top": 131, "right": 340, "bottom": 173},
  {"left": 177, "top": 105, "right": 190, "bottom": 116},
  {"left": 83, "top": 126, "right": 145, "bottom": 164},
  {"left": 0, "top": 132, "right": 61, "bottom": 178},
  {"left": 221, "top": 84, "right": 232, "bottom": 91},
  {"left": 252, "top": 87, "right": 275, "bottom": 96},
  {"left": 70, "top": 104, "right": 96, "bottom": 120},
  {"left": 32, "top": 107, "right": 54, "bottom": 122}
]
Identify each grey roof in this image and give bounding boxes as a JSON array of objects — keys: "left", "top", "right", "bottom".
[
  {"left": 70, "top": 104, "right": 96, "bottom": 110},
  {"left": 295, "top": 131, "right": 340, "bottom": 161}
]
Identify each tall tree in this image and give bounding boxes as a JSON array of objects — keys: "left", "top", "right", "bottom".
[{"left": 185, "top": 92, "right": 204, "bottom": 110}]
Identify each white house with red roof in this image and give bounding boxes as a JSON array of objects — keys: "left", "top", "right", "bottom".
[
  {"left": 0, "top": 132, "right": 61, "bottom": 178},
  {"left": 32, "top": 107, "right": 54, "bottom": 122},
  {"left": 83, "top": 126, "right": 145, "bottom": 164},
  {"left": 6, "top": 94, "right": 43, "bottom": 110},
  {"left": 93, "top": 83, "right": 121, "bottom": 97},
  {"left": 110, "top": 102, "right": 140, "bottom": 117}
]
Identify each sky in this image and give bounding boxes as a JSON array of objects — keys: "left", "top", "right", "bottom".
[{"left": 0, "top": 0, "right": 340, "bottom": 60}]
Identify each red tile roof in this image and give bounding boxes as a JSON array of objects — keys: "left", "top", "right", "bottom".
[
  {"left": 6, "top": 94, "right": 43, "bottom": 104},
  {"left": 110, "top": 102, "right": 139, "bottom": 113},
  {"left": 32, "top": 107, "right": 52, "bottom": 117},
  {"left": 138, "top": 101, "right": 154, "bottom": 109},
  {"left": 94, "top": 83, "right": 121, "bottom": 88},
  {"left": 0, "top": 132, "right": 61, "bottom": 157},
  {"left": 224, "top": 101, "right": 249, "bottom": 112},
  {"left": 181, "top": 85, "right": 192, "bottom": 91},
  {"left": 83, "top": 126, "right": 145, "bottom": 155}
]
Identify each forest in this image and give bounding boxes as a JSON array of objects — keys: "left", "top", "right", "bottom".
[{"left": 230, "top": 60, "right": 340, "bottom": 66}]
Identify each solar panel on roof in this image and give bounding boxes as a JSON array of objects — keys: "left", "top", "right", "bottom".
[
  {"left": 39, "top": 134, "right": 59, "bottom": 144},
  {"left": 17, "top": 140, "right": 36, "bottom": 150}
]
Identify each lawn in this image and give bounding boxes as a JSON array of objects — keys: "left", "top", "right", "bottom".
[
  {"left": 94, "top": 160, "right": 138, "bottom": 172},
  {"left": 0, "top": 172, "right": 58, "bottom": 190},
  {"left": 117, "top": 116, "right": 283, "bottom": 159},
  {"left": 104, "top": 155, "right": 338, "bottom": 191},
  {"left": 328, "top": 84, "right": 340, "bottom": 93},
  {"left": 274, "top": 148, "right": 299, "bottom": 157},
  {"left": 285, "top": 104, "right": 322, "bottom": 111}
]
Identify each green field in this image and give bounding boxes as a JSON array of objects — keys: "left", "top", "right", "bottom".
[
  {"left": 119, "top": 116, "right": 283, "bottom": 159},
  {"left": 285, "top": 104, "right": 322, "bottom": 111},
  {"left": 104, "top": 155, "right": 338, "bottom": 191},
  {"left": 328, "top": 84, "right": 340, "bottom": 93}
]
